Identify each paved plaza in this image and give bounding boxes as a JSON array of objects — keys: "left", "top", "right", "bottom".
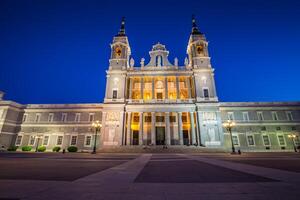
[{"left": 0, "top": 152, "right": 300, "bottom": 199}]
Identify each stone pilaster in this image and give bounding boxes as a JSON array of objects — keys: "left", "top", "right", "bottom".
[
  {"left": 186, "top": 77, "right": 191, "bottom": 99},
  {"left": 176, "top": 76, "right": 180, "bottom": 99},
  {"left": 165, "top": 112, "right": 171, "bottom": 145},
  {"left": 126, "top": 112, "right": 131, "bottom": 145},
  {"left": 151, "top": 112, "right": 156, "bottom": 145},
  {"left": 165, "top": 77, "right": 168, "bottom": 100},
  {"left": 139, "top": 112, "right": 143, "bottom": 145},
  {"left": 152, "top": 78, "right": 155, "bottom": 100}
]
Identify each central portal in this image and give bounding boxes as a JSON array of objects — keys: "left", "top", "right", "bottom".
[{"left": 156, "top": 127, "right": 165, "bottom": 145}]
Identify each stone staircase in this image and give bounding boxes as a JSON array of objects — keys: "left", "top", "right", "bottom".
[{"left": 97, "top": 146, "right": 227, "bottom": 153}]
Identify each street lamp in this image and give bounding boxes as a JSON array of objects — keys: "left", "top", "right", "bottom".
[
  {"left": 223, "top": 120, "right": 236, "bottom": 154},
  {"left": 91, "top": 120, "right": 102, "bottom": 154},
  {"left": 35, "top": 135, "right": 43, "bottom": 152},
  {"left": 288, "top": 134, "right": 297, "bottom": 152}
]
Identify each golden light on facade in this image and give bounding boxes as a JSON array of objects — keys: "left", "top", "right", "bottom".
[
  {"left": 222, "top": 120, "right": 236, "bottom": 128},
  {"left": 288, "top": 134, "right": 296, "bottom": 139}
]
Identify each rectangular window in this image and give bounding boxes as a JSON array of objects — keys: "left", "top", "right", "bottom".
[
  {"left": 61, "top": 113, "right": 67, "bottom": 122},
  {"left": 261, "top": 126, "right": 266, "bottom": 131},
  {"left": 29, "top": 136, "right": 35, "bottom": 146},
  {"left": 277, "top": 135, "right": 285, "bottom": 146},
  {"left": 272, "top": 112, "right": 278, "bottom": 121},
  {"left": 133, "top": 115, "right": 139, "bottom": 123},
  {"left": 227, "top": 112, "right": 234, "bottom": 121},
  {"left": 169, "top": 116, "right": 176, "bottom": 123},
  {"left": 182, "top": 116, "right": 188, "bottom": 123},
  {"left": 85, "top": 135, "right": 92, "bottom": 146},
  {"left": 156, "top": 116, "right": 165, "bottom": 122},
  {"left": 75, "top": 113, "right": 81, "bottom": 122},
  {"left": 43, "top": 136, "right": 49, "bottom": 146},
  {"left": 262, "top": 135, "right": 270, "bottom": 146},
  {"left": 15, "top": 135, "right": 22, "bottom": 146},
  {"left": 89, "top": 113, "right": 95, "bottom": 122},
  {"left": 286, "top": 112, "right": 293, "bottom": 121},
  {"left": 70, "top": 136, "right": 77, "bottom": 146},
  {"left": 22, "top": 114, "right": 27, "bottom": 122},
  {"left": 203, "top": 88, "right": 209, "bottom": 99},
  {"left": 276, "top": 126, "right": 281, "bottom": 131},
  {"left": 56, "top": 136, "right": 63, "bottom": 145},
  {"left": 242, "top": 112, "right": 249, "bottom": 121},
  {"left": 144, "top": 116, "right": 151, "bottom": 123},
  {"left": 35, "top": 114, "right": 41, "bottom": 123},
  {"left": 48, "top": 113, "right": 54, "bottom": 122},
  {"left": 232, "top": 135, "right": 239, "bottom": 146},
  {"left": 247, "top": 135, "right": 255, "bottom": 146},
  {"left": 257, "top": 112, "right": 264, "bottom": 121},
  {"left": 112, "top": 90, "right": 118, "bottom": 99}
]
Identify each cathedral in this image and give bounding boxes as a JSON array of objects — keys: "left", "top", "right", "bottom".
[{"left": 0, "top": 17, "right": 299, "bottom": 152}]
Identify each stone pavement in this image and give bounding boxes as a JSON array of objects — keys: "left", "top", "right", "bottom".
[{"left": 0, "top": 153, "right": 300, "bottom": 200}]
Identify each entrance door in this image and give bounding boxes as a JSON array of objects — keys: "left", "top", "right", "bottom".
[
  {"left": 183, "top": 130, "right": 189, "bottom": 145},
  {"left": 132, "top": 130, "right": 139, "bottom": 145},
  {"left": 156, "top": 127, "right": 165, "bottom": 145}
]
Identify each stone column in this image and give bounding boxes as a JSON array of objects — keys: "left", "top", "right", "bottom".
[
  {"left": 101, "top": 112, "right": 107, "bottom": 146},
  {"left": 165, "top": 112, "right": 171, "bottom": 145},
  {"left": 178, "top": 112, "right": 183, "bottom": 145},
  {"left": 190, "top": 112, "right": 196, "bottom": 145},
  {"left": 139, "top": 112, "right": 143, "bottom": 145},
  {"left": 151, "top": 112, "right": 156, "bottom": 145},
  {"left": 126, "top": 112, "right": 132, "bottom": 145},
  {"left": 152, "top": 77, "right": 155, "bottom": 100},
  {"left": 186, "top": 77, "right": 191, "bottom": 99},
  {"left": 129, "top": 77, "right": 132, "bottom": 100},
  {"left": 195, "top": 111, "right": 201, "bottom": 146},
  {"left": 165, "top": 77, "right": 168, "bottom": 100},
  {"left": 141, "top": 77, "right": 144, "bottom": 100},
  {"left": 176, "top": 76, "right": 180, "bottom": 99}
]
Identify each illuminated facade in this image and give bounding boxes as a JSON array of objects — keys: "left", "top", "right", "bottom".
[
  {"left": 0, "top": 17, "right": 300, "bottom": 152},
  {"left": 102, "top": 17, "right": 222, "bottom": 147}
]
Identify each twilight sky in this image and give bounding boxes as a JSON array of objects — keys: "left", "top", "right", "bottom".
[{"left": 0, "top": 0, "right": 299, "bottom": 104}]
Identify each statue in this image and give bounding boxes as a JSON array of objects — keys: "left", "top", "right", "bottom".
[
  {"left": 174, "top": 57, "right": 178, "bottom": 66},
  {"left": 130, "top": 57, "right": 134, "bottom": 67},
  {"left": 140, "top": 58, "right": 145, "bottom": 67},
  {"left": 184, "top": 57, "right": 189, "bottom": 66}
]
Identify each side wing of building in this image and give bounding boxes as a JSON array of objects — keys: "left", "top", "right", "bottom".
[
  {"left": 220, "top": 102, "right": 300, "bottom": 152},
  {"left": 0, "top": 101, "right": 103, "bottom": 151}
]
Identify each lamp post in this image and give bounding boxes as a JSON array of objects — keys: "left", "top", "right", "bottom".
[
  {"left": 223, "top": 120, "right": 236, "bottom": 154},
  {"left": 92, "top": 120, "right": 102, "bottom": 154},
  {"left": 288, "top": 134, "right": 297, "bottom": 152},
  {"left": 35, "top": 135, "right": 43, "bottom": 152}
]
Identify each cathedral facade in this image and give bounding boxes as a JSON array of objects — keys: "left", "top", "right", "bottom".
[{"left": 0, "top": 17, "right": 299, "bottom": 152}]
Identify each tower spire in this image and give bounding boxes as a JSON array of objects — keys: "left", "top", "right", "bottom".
[
  {"left": 191, "top": 15, "right": 202, "bottom": 35},
  {"left": 116, "top": 17, "right": 126, "bottom": 36}
]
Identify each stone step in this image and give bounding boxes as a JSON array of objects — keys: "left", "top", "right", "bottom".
[{"left": 97, "top": 146, "right": 227, "bottom": 153}]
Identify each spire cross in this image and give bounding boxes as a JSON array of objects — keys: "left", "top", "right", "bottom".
[
  {"left": 191, "top": 15, "right": 202, "bottom": 35},
  {"left": 117, "top": 17, "right": 126, "bottom": 36}
]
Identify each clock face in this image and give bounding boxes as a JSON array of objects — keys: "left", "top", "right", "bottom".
[{"left": 115, "top": 47, "right": 122, "bottom": 57}]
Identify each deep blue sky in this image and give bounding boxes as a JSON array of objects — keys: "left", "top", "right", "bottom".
[{"left": 0, "top": 0, "right": 299, "bottom": 104}]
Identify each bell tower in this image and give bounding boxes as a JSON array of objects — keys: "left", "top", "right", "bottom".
[
  {"left": 109, "top": 17, "right": 131, "bottom": 70},
  {"left": 187, "top": 15, "right": 218, "bottom": 102},
  {"left": 104, "top": 17, "right": 129, "bottom": 103},
  {"left": 187, "top": 15, "right": 210, "bottom": 69}
]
